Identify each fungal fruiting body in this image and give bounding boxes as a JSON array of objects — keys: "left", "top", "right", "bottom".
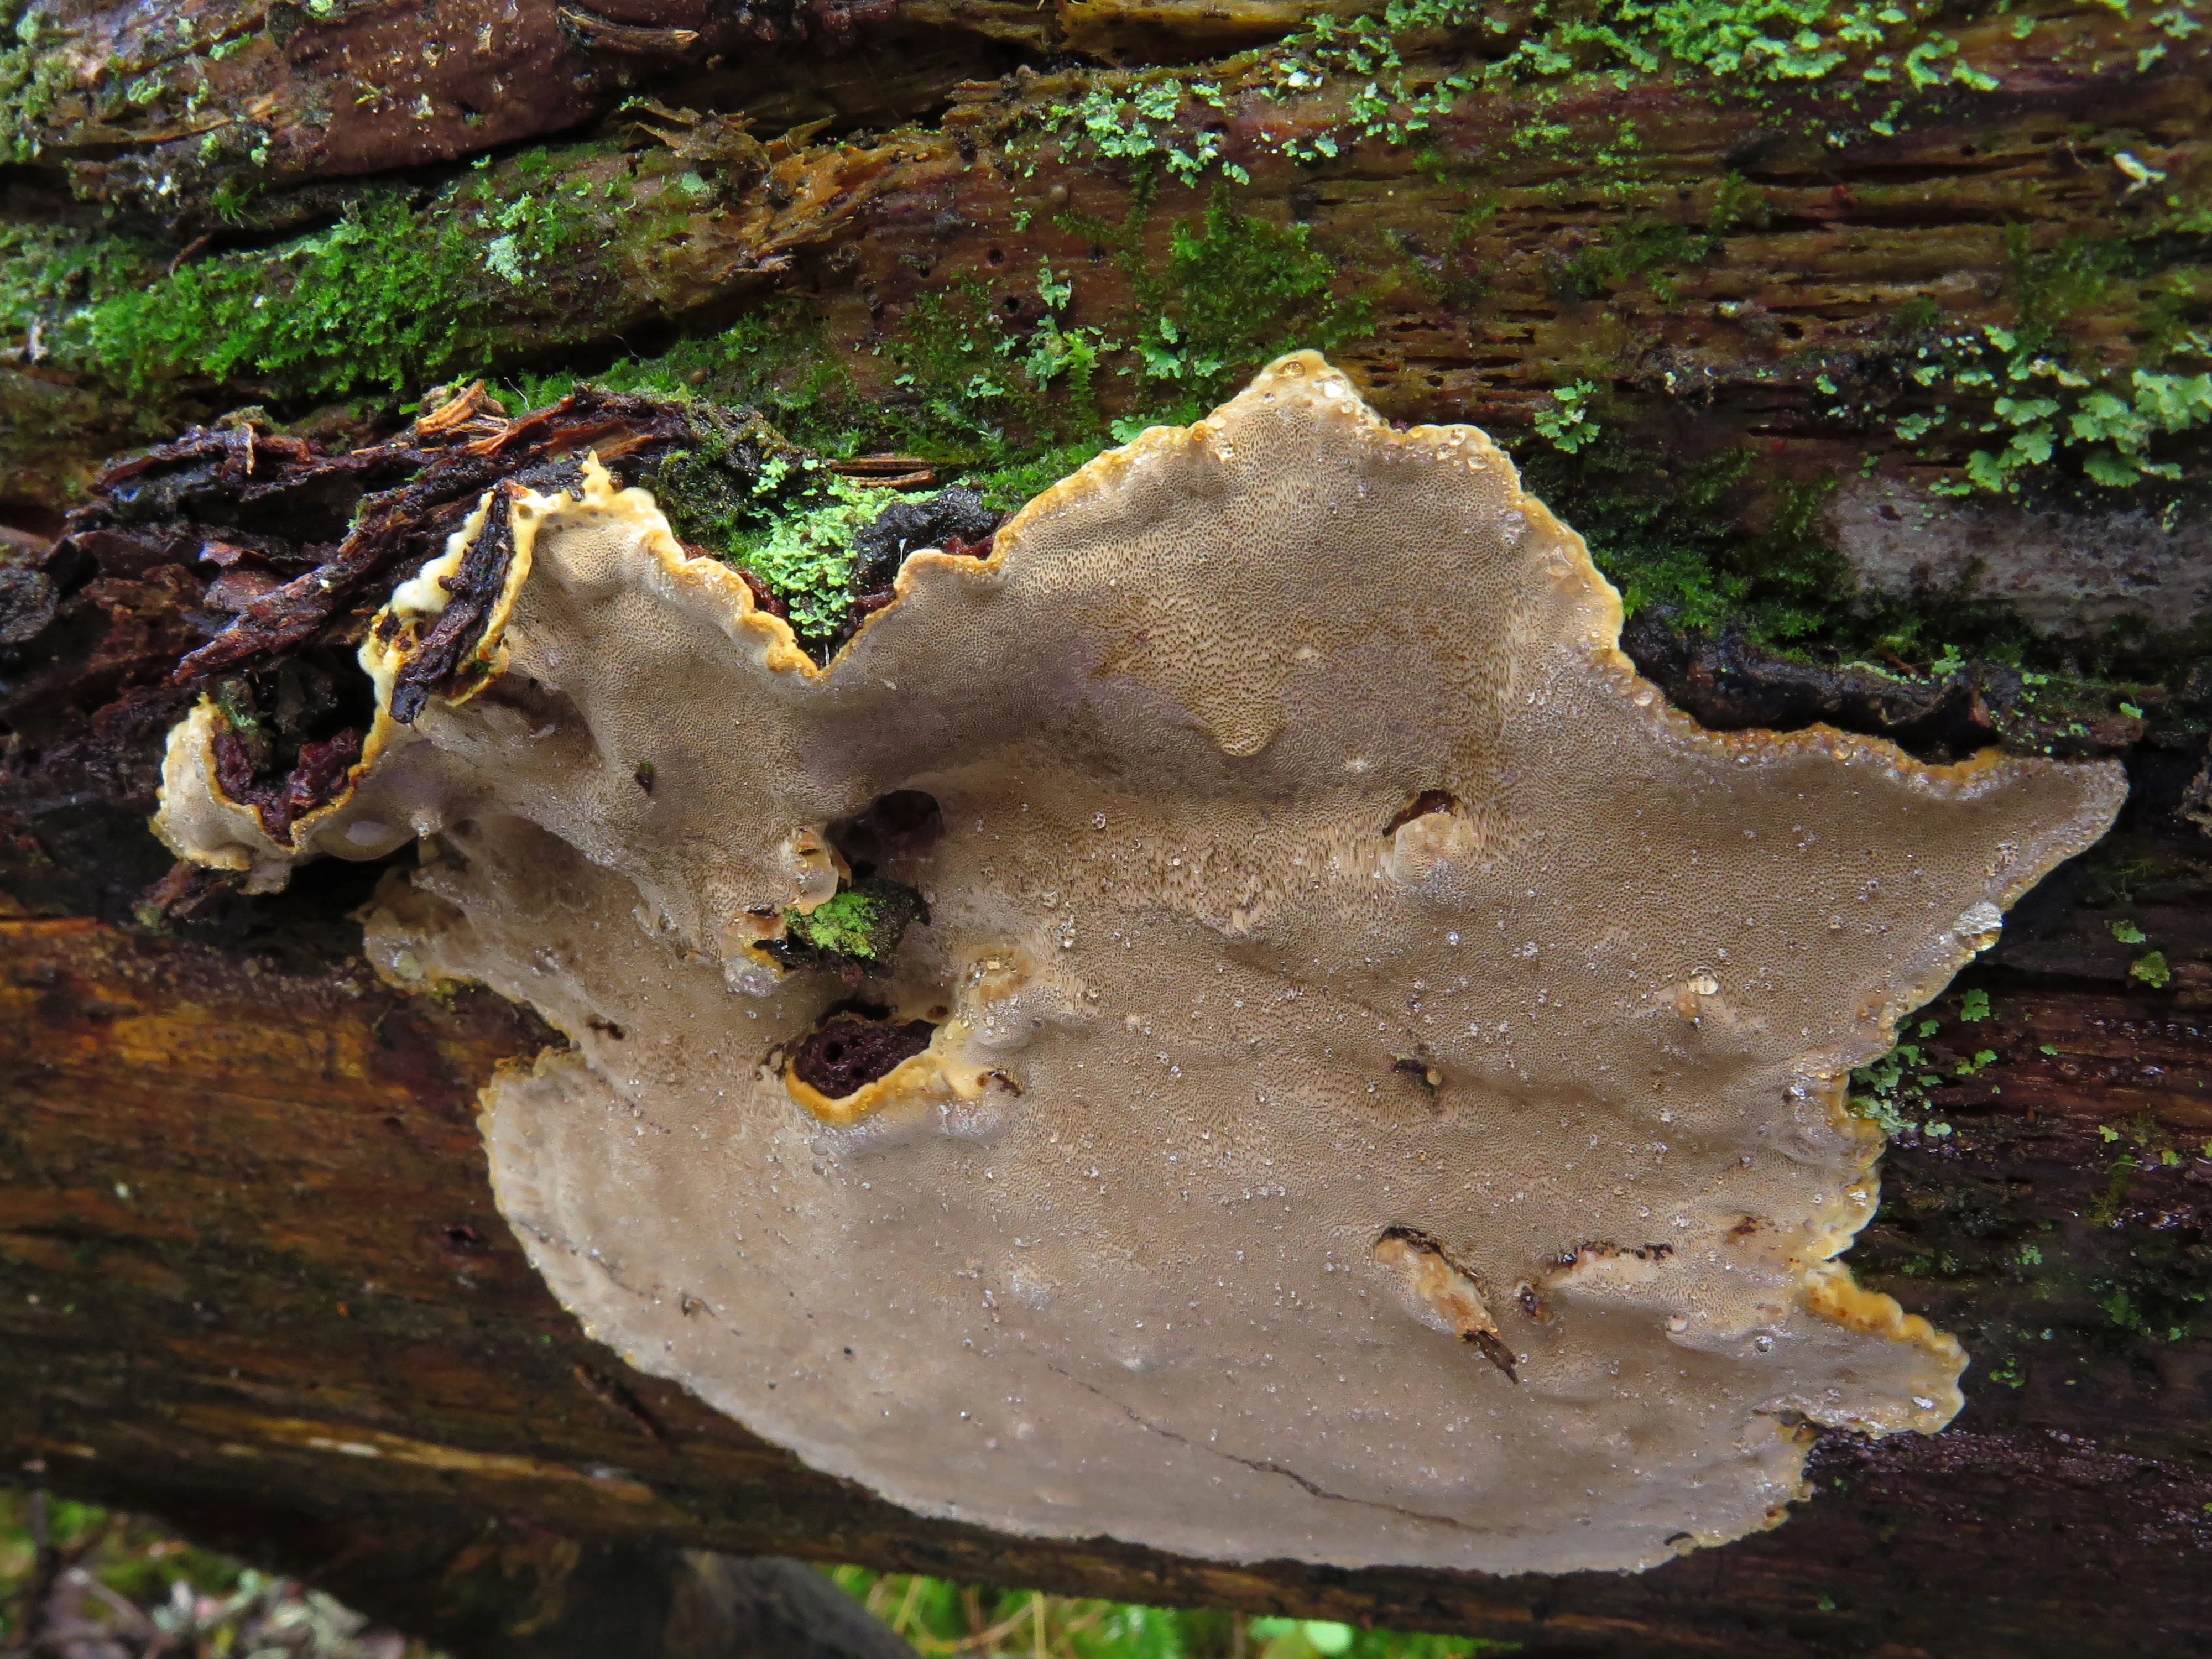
[{"left": 154, "top": 355, "right": 2126, "bottom": 1574}]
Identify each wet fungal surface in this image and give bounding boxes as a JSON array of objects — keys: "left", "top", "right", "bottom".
[{"left": 154, "top": 353, "right": 2126, "bottom": 1575}]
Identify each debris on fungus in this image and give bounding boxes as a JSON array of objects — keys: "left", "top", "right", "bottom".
[{"left": 153, "top": 353, "right": 2126, "bottom": 1574}]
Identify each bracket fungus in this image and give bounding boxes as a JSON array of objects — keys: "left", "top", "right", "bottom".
[{"left": 154, "top": 354, "right": 2125, "bottom": 1574}]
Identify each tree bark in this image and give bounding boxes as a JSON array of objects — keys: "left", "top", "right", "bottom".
[
  {"left": 4, "top": 889, "right": 2210, "bottom": 1656},
  {"left": 5, "top": 0, "right": 2212, "bottom": 1653}
]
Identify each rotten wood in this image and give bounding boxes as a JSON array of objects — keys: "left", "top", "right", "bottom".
[
  {"left": 2, "top": 379, "right": 2209, "bottom": 1653},
  {"left": 0, "top": 875, "right": 2208, "bottom": 1656}
]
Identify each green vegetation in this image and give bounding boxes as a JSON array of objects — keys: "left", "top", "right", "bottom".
[
  {"left": 828, "top": 1567, "right": 1516, "bottom": 1658},
  {"left": 32, "top": 141, "right": 629, "bottom": 401},
  {"left": 1532, "top": 381, "right": 1602, "bottom": 454},
  {"left": 82, "top": 176, "right": 596, "bottom": 398},
  {"left": 1878, "top": 319, "right": 2212, "bottom": 498},
  {"left": 0, "top": 1487, "right": 439, "bottom": 1656},
  {"left": 0, "top": 225, "right": 163, "bottom": 359},
  {"left": 1026, "top": 0, "right": 2116, "bottom": 191},
  {"left": 1848, "top": 1025, "right": 1948, "bottom": 1138},
  {"left": 737, "top": 465, "right": 932, "bottom": 638},
  {"left": 0, "top": 1491, "right": 1511, "bottom": 1658},
  {"left": 0, "top": 1, "right": 76, "bottom": 164},
  {"left": 784, "top": 886, "right": 898, "bottom": 959},
  {"left": 1521, "top": 439, "right": 1863, "bottom": 644},
  {"left": 1040, "top": 79, "right": 1253, "bottom": 187},
  {"left": 515, "top": 186, "right": 1369, "bottom": 599},
  {"left": 778, "top": 878, "right": 928, "bottom": 968},
  {"left": 2131, "top": 949, "right": 2173, "bottom": 988}
]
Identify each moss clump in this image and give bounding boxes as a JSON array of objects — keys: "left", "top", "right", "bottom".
[
  {"left": 730, "top": 466, "right": 935, "bottom": 641},
  {"left": 771, "top": 878, "right": 928, "bottom": 973},
  {"left": 638, "top": 404, "right": 806, "bottom": 549},
  {"left": 1142, "top": 189, "right": 1367, "bottom": 404},
  {"left": 0, "top": 225, "right": 163, "bottom": 362},
  {"left": 1521, "top": 440, "right": 1866, "bottom": 647},
  {"left": 615, "top": 400, "right": 934, "bottom": 651},
  {"left": 511, "top": 299, "right": 858, "bottom": 448},
  {"left": 1, "top": 1, "right": 77, "bottom": 164},
  {"left": 87, "top": 194, "right": 492, "bottom": 398},
  {"left": 81, "top": 145, "right": 620, "bottom": 400}
]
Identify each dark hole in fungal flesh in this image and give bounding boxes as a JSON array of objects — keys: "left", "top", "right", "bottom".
[
  {"left": 1383, "top": 789, "right": 1459, "bottom": 836},
  {"left": 827, "top": 789, "right": 943, "bottom": 879},
  {"left": 791, "top": 1003, "right": 937, "bottom": 1099}
]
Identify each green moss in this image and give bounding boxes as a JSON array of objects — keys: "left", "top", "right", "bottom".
[
  {"left": 79, "top": 146, "right": 623, "bottom": 401},
  {"left": 86, "top": 194, "right": 491, "bottom": 398},
  {"left": 1152, "top": 190, "right": 1366, "bottom": 400},
  {"left": 1564, "top": 218, "right": 1720, "bottom": 304},
  {"left": 782, "top": 883, "right": 915, "bottom": 962},
  {"left": 1521, "top": 439, "right": 1869, "bottom": 643},
  {"left": 774, "top": 878, "right": 928, "bottom": 972},
  {"left": 732, "top": 465, "right": 933, "bottom": 640},
  {"left": 1, "top": 1, "right": 78, "bottom": 164},
  {"left": 640, "top": 404, "right": 804, "bottom": 550},
  {"left": 0, "top": 225, "right": 163, "bottom": 355},
  {"left": 511, "top": 298, "right": 856, "bottom": 446}
]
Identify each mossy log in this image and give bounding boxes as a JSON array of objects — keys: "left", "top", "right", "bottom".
[{"left": 4, "top": 0, "right": 2212, "bottom": 1651}]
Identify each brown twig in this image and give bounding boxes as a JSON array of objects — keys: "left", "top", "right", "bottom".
[{"left": 166, "top": 234, "right": 214, "bottom": 278}]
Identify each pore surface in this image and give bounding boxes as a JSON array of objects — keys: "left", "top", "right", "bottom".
[{"left": 157, "top": 354, "right": 2126, "bottom": 1574}]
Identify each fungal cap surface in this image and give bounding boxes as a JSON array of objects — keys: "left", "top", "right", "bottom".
[{"left": 158, "top": 353, "right": 2125, "bottom": 1574}]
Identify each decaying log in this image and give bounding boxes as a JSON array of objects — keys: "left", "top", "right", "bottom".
[
  {"left": 1, "top": 399, "right": 2208, "bottom": 1653},
  {"left": 6, "top": 0, "right": 2212, "bottom": 1648},
  {"left": 3, "top": 878, "right": 2210, "bottom": 1656}
]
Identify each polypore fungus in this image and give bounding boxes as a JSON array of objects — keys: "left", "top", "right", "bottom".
[{"left": 154, "top": 354, "right": 2125, "bottom": 1574}]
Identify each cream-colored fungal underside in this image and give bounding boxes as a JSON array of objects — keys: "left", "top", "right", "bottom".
[{"left": 155, "top": 355, "right": 2125, "bottom": 1574}]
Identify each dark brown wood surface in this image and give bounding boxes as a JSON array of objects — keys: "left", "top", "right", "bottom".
[{"left": 3, "top": 816, "right": 2209, "bottom": 1655}]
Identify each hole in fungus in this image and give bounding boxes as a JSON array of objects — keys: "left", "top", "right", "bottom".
[
  {"left": 790, "top": 1002, "right": 938, "bottom": 1100},
  {"left": 205, "top": 648, "right": 379, "bottom": 843},
  {"left": 1557, "top": 1241, "right": 1676, "bottom": 1267},
  {"left": 1392, "top": 1055, "right": 1444, "bottom": 1092},
  {"left": 1373, "top": 1225, "right": 1519, "bottom": 1383},
  {"left": 1383, "top": 789, "right": 1459, "bottom": 836},
  {"left": 827, "top": 789, "right": 943, "bottom": 879}
]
